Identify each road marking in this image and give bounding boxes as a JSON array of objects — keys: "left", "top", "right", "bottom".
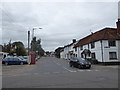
[
  {"left": 53, "top": 61, "right": 61, "bottom": 66},
  {"left": 77, "top": 69, "right": 99, "bottom": 72},
  {"left": 56, "top": 63, "right": 61, "bottom": 66},
  {"left": 63, "top": 67, "right": 76, "bottom": 72},
  {"left": 77, "top": 70, "right": 85, "bottom": 72},
  {"left": 86, "top": 70, "right": 92, "bottom": 71},
  {"left": 94, "top": 70, "right": 99, "bottom": 71}
]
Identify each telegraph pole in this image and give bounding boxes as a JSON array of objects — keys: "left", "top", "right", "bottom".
[{"left": 28, "top": 31, "right": 30, "bottom": 55}]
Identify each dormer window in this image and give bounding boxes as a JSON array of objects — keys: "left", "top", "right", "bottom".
[{"left": 108, "top": 40, "right": 116, "bottom": 47}]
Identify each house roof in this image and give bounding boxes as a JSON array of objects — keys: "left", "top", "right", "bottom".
[{"left": 74, "top": 27, "right": 120, "bottom": 47}]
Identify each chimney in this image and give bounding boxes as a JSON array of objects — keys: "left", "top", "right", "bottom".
[
  {"left": 73, "top": 39, "right": 76, "bottom": 43},
  {"left": 116, "top": 18, "right": 120, "bottom": 34}
]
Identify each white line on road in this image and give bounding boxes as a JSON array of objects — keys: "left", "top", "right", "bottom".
[
  {"left": 63, "top": 67, "right": 76, "bottom": 72},
  {"left": 53, "top": 61, "right": 61, "bottom": 66},
  {"left": 77, "top": 69, "right": 99, "bottom": 72},
  {"left": 77, "top": 70, "right": 85, "bottom": 72}
]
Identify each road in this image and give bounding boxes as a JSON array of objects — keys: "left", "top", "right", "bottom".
[{"left": 2, "top": 57, "right": 119, "bottom": 88}]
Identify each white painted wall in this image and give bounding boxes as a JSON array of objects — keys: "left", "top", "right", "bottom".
[
  {"left": 118, "top": 40, "right": 120, "bottom": 61},
  {"left": 62, "top": 39, "right": 120, "bottom": 63},
  {"left": 103, "top": 40, "right": 120, "bottom": 62},
  {"left": 76, "top": 40, "right": 120, "bottom": 62},
  {"left": 60, "top": 51, "right": 64, "bottom": 59}
]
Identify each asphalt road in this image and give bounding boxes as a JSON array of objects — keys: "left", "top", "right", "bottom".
[{"left": 2, "top": 57, "right": 119, "bottom": 88}]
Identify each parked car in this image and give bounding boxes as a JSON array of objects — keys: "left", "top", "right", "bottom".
[
  {"left": 69, "top": 57, "right": 91, "bottom": 69},
  {"left": 2, "top": 57, "right": 28, "bottom": 65},
  {"left": 19, "top": 56, "right": 28, "bottom": 61},
  {"left": 36, "top": 56, "right": 40, "bottom": 61}
]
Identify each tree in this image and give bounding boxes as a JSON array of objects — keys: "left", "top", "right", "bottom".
[
  {"left": 31, "top": 37, "right": 45, "bottom": 56},
  {"left": 15, "top": 46, "right": 26, "bottom": 56},
  {"left": 2, "top": 41, "right": 27, "bottom": 56},
  {"left": 12, "top": 42, "right": 27, "bottom": 56},
  {"left": 31, "top": 37, "right": 37, "bottom": 51}
]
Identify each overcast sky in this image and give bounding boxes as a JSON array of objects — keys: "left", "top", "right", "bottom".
[{"left": 0, "top": 1, "right": 119, "bottom": 51}]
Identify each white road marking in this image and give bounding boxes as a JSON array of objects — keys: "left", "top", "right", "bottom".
[
  {"left": 86, "top": 70, "right": 92, "bottom": 71},
  {"left": 53, "top": 61, "right": 61, "bottom": 66},
  {"left": 77, "top": 70, "right": 85, "bottom": 72},
  {"left": 94, "top": 70, "right": 99, "bottom": 71},
  {"left": 77, "top": 69, "right": 99, "bottom": 72},
  {"left": 63, "top": 67, "right": 76, "bottom": 72}
]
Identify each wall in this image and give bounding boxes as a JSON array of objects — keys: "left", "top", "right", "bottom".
[{"left": 103, "top": 40, "right": 120, "bottom": 62}]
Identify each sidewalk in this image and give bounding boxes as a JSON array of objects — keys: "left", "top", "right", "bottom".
[{"left": 92, "top": 64, "right": 119, "bottom": 69}]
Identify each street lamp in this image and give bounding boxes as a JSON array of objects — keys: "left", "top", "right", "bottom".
[
  {"left": 28, "top": 27, "right": 42, "bottom": 55},
  {"left": 32, "top": 27, "right": 42, "bottom": 39}
]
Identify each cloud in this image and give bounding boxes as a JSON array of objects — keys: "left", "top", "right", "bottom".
[{"left": 1, "top": 2, "right": 118, "bottom": 51}]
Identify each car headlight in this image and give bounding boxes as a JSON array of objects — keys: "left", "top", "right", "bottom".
[
  {"left": 89, "top": 62, "right": 91, "bottom": 64},
  {"left": 81, "top": 63, "right": 84, "bottom": 65}
]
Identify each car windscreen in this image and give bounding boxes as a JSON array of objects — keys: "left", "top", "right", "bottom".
[{"left": 76, "top": 58, "right": 87, "bottom": 63}]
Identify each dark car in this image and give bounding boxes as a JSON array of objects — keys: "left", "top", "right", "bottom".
[
  {"left": 2, "top": 57, "right": 28, "bottom": 65},
  {"left": 69, "top": 57, "right": 91, "bottom": 69}
]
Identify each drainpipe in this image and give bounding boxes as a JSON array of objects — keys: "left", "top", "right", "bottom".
[{"left": 100, "top": 40, "right": 104, "bottom": 63}]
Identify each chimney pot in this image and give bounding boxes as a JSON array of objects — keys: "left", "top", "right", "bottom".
[
  {"left": 73, "top": 39, "right": 76, "bottom": 43},
  {"left": 116, "top": 18, "right": 120, "bottom": 34}
]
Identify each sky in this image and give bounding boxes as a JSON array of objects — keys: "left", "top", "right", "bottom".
[{"left": 0, "top": 1, "right": 119, "bottom": 51}]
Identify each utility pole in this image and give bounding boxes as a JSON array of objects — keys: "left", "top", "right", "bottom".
[{"left": 28, "top": 31, "right": 30, "bottom": 55}]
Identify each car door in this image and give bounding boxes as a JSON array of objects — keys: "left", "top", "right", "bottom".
[
  {"left": 8, "top": 57, "right": 15, "bottom": 64},
  {"left": 74, "top": 60, "right": 79, "bottom": 67},
  {"left": 14, "top": 57, "right": 20, "bottom": 64}
]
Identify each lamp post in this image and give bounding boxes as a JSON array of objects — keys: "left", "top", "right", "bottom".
[{"left": 32, "top": 27, "right": 42, "bottom": 39}]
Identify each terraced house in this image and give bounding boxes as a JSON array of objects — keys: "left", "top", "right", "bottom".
[
  {"left": 74, "top": 19, "right": 120, "bottom": 64},
  {"left": 61, "top": 39, "right": 78, "bottom": 59}
]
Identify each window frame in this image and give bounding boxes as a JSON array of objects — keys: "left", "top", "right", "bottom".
[
  {"left": 91, "top": 42, "right": 95, "bottom": 49},
  {"left": 108, "top": 40, "right": 116, "bottom": 47},
  {"left": 109, "top": 52, "right": 117, "bottom": 60},
  {"left": 80, "top": 45, "right": 83, "bottom": 50}
]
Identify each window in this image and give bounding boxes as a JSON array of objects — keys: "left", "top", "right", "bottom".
[
  {"left": 108, "top": 40, "right": 116, "bottom": 47},
  {"left": 75, "top": 47, "right": 77, "bottom": 52},
  {"left": 88, "top": 44, "right": 89, "bottom": 49},
  {"left": 91, "top": 53, "right": 96, "bottom": 59},
  {"left": 91, "top": 42, "right": 95, "bottom": 49},
  {"left": 80, "top": 45, "right": 83, "bottom": 50},
  {"left": 109, "top": 52, "right": 117, "bottom": 60},
  {"left": 76, "top": 54, "right": 77, "bottom": 57}
]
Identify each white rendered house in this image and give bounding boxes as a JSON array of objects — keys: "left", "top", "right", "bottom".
[{"left": 74, "top": 19, "right": 120, "bottom": 63}]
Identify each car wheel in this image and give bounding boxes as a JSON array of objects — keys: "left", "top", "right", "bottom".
[
  {"left": 69, "top": 63, "right": 72, "bottom": 67},
  {"left": 5, "top": 62, "right": 8, "bottom": 65},
  {"left": 78, "top": 65, "right": 82, "bottom": 69},
  {"left": 88, "top": 66, "right": 91, "bottom": 69},
  {"left": 20, "top": 62, "right": 24, "bottom": 65}
]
